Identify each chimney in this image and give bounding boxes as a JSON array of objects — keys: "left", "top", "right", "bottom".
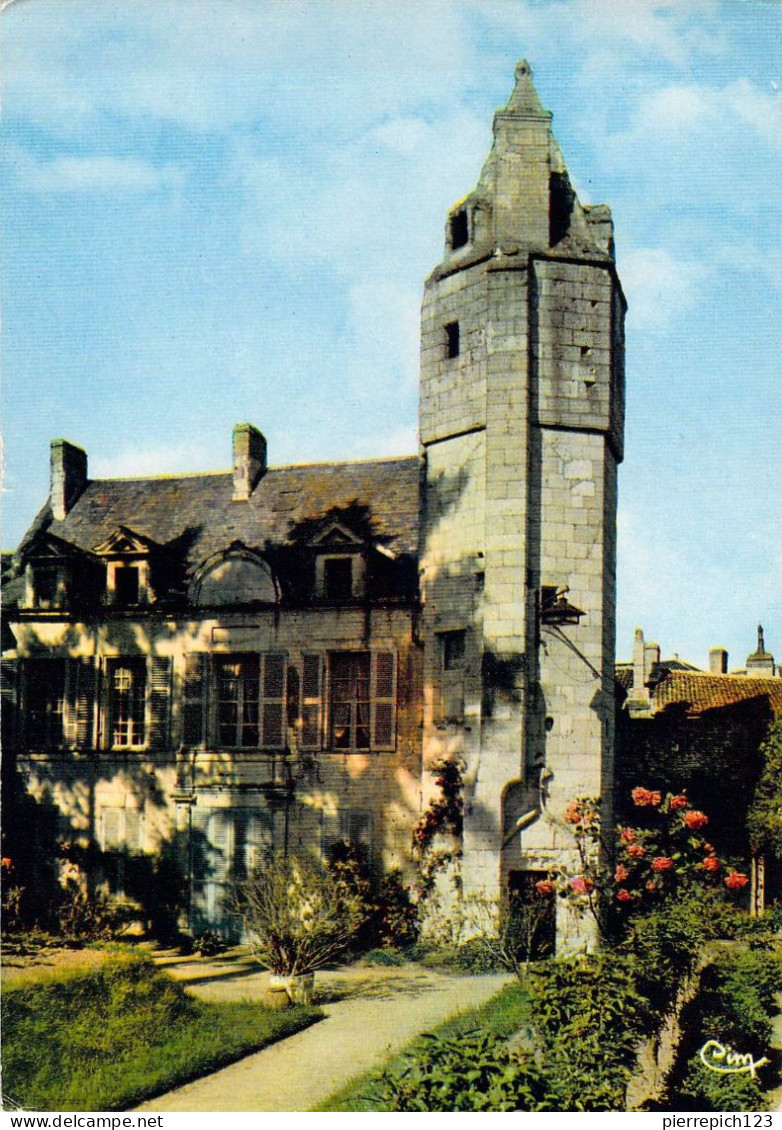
[
  {"left": 746, "top": 624, "right": 775, "bottom": 677},
  {"left": 631, "top": 628, "right": 650, "bottom": 704},
  {"left": 50, "top": 439, "right": 88, "bottom": 521},
  {"left": 644, "top": 641, "right": 661, "bottom": 681},
  {"left": 709, "top": 647, "right": 728, "bottom": 675},
  {"left": 232, "top": 423, "right": 267, "bottom": 501}
]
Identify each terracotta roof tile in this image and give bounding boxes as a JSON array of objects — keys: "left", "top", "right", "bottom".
[{"left": 653, "top": 671, "right": 782, "bottom": 717}]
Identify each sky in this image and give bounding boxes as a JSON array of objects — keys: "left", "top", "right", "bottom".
[{"left": 1, "top": 0, "right": 780, "bottom": 670}]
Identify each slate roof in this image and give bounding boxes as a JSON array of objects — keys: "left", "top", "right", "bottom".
[
  {"left": 652, "top": 671, "right": 782, "bottom": 717},
  {"left": 11, "top": 456, "right": 421, "bottom": 578}
]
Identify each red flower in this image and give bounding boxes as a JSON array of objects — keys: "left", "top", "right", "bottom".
[
  {"left": 563, "top": 801, "right": 582, "bottom": 825},
  {"left": 652, "top": 856, "right": 674, "bottom": 872},
  {"left": 632, "top": 787, "right": 662, "bottom": 807},
  {"left": 620, "top": 827, "right": 637, "bottom": 843},
  {"left": 683, "top": 810, "right": 708, "bottom": 830},
  {"left": 724, "top": 871, "right": 749, "bottom": 891},
  {"left": 703, "top": 843, "right": 715, "bottom": 854},
  {"left": 614, "top": 865, "right": 629, "bottom": 883},
  {"left": 616, "top": 888, "right": 631, "bottom": 901},
  {"left": 1, "top": 857, "right": 12, "bottom": 870},
  {"left": 669, "top": 794, "right": 688, "bottom": 811},
  {"left": 569, "top": 876, "right": 593, "bottom": 895},
  {"left": 702, "top": 856, "right": 720, "bottom": 872},
  {"left": 535, "top": 879, "right": 556, "bottom": 896},
  {"left": 645, "top": 880, "right": 659, "bottom": 892},
  {"left": 627, "top": 844, "right": 646, "bottom": 859}
]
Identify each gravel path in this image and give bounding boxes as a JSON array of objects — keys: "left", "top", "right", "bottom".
[{"left": 133, "top": 959, "right": 511, "bottom": 1113}]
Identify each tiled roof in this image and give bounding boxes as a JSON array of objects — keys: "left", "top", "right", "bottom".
[
  {"left": 652, "top": 671, "right": 782, "bottom": 717},
  {"left": 13, "top": 456, "right": 421, "bottom": 576}
]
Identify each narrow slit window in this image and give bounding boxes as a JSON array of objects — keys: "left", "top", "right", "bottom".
[{"left": 445, "top": 321, "right": 460, "bottom": 359}]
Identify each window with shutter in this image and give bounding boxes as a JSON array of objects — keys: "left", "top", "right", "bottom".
[
  {"left": 300, "top": 654, "right": 323, "bottom": 750},
  {"left": 109, "top": 659, "right": 146, "bottom": 748},
  {"left": 25, "top": 659, "right": 66, "bottom": 749},
  {"left": 148, "top": 657, "right": 172, "bottom": 750},
  {"left": 327, "top": 651, "right": 397, "bottom": 752},
  {"left": 183, "top": 653, "right": 208, "bottom": 747}
]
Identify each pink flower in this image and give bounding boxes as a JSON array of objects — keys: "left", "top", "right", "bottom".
[
  {"left": 724, "top": 871, "right": 749, "bottom": 891},
  {"left": 651, "top": 856, "right": 674, "bottom": 872},
  {"left": 702, "top": 856, "right": 720, "bottom": 873},
  {"left": 620, "top": 827, "right": 637, "bottom": 843},
  {"left": 569, "top": 876, "right": 593, "bottom": 895},
  {"left": 683, "top": 810, "right": 708, "bottom": 830},
  {"left": 535, "top": 879, "right": 555, "bottom": 896},
  {"left": 616, "top": 888, "right": 631, "bottom": 902},
  {"left": 669, "top": 794, "right": 688, "bottom": 811},
  {"left": 627, "top": 844, "right": 646, "bottom": 859},
  {"left": 614, "top": 865, "right": 629, "bottom": 883}
]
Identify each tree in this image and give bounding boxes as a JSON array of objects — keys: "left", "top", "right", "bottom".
[{"left": 747, "top": 718, "right": 782, "bottom": 862}]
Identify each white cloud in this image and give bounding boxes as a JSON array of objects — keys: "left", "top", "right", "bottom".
[
  {"left": 11, "top": 152, "right": 182, "bottom": 194},
  {"left": 91, "top": 444, "right": 218, "bottom": 479},
  {"left": 619, "top": 247, "right": 709, "bottom": 332}
]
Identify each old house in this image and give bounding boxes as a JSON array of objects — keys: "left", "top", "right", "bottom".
[
  {"left": 616, "top": 627, "right": 782, "bottom": 911},
  {"left": 2, "top": 62, "right": 625, "bottom": 948}
]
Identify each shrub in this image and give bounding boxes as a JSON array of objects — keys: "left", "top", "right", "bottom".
[
  {"left": 374, "top": 1030, "right": 558, "bottom": 1112},
  {"left": 530, "top": 952, "right": 651, "bottom": 1111},
  {"left": 233, "top": 851, "right": 368, "bottom": 975}
]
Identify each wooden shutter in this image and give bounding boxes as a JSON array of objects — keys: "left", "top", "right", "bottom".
[
  {"left": 101, "top": 807, "right": 122, "bottom": 850},
  {"left": 1, "top": 658, "right": 18, "bottom": 748},
  {"left": 371, "top": 651, "right": 397, "bottom": 750},
  {"left": 124, "top": 808, "right": 143, "bottom": 852},
  {"left": 75, "top": 657, "right": 96, "bottom": 749},
  {"left": 300, "top": 654, "right": 323, "bottom": 750},
  {"left": 148, "top": 657, "right": 172, "bottom": 750},
  {"left": 260, "top": 654, "right": 286, "bottom": 749},
  {"left": 183, "top": 654, "right": 208, "bottom": 747}
]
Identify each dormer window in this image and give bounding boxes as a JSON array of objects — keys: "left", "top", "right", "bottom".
[
  {"left": 323, "top": 556, "right": 353, "bottom": 600},
  {"left": 114, "top": 565, "right": 140, "bottom": 605},
  {"left": 93, "top": 527, "right": 155, "bottom": 607}
]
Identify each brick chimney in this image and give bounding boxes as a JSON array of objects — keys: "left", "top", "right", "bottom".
[
  {"left": 232, "top": 423, "right": 267, "bottom": 501},
  {"left": 50, "top": 439, "right": 88, "bottom": 521},
  {"left": 709, "top": 647, "right": 728, "bottom": 675}
]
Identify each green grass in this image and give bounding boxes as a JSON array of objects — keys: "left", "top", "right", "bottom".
[
  {"left": 313, "top": 979, "right": 532, "bottom": 1112},
  {"left": 2, "top": 952, "right": 321, "bottom": 1111}
]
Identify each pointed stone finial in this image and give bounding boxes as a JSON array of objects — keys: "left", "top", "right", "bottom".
[
  {"left": 504, "top": 58, "right": 549, "bottom": 118},
  {"left": 757, "top": 623, "right": 765, "bottom": 653}
]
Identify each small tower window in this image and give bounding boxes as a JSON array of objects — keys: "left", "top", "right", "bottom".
[
  {"left": 445, "top": 321, "right": 460, "bottom": 359},
  {"left": 442, "top": 630, "right": 466, "bottom": 671},
  {"left": 450, "top": 209, "right": 469, "bottom": 250}
]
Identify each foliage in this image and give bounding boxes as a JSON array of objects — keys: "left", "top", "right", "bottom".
[
  {"left": 362, "top": 947, "right": 407, "bottom": 967},
  {"left": 55, "top": 883, "right": 134, "bottom": 944},
  {"left": 233, "top": 851, "right": 368, "bottom": 975},
  {"left": 668, "top": 948, "right": 782, "bottom": 1112},
  {"left": 192, "top": 929, "right": 227, "bottom": 957},
  {"left": 412, "top": 758, "right": 464, "bottom": 854},
  {"left": 1, "top": 952, "right": 320, "bottom": 1111},
  {"left": 529, "top": 952, "right": 652, "bottom": 1111},
  {"left": 371, "top": 868, "right": 420, "bottom": 949},
  {"left": 374, "top": 1030, "right": 558, "bottom": 1112},
  {"left": 747, "top": 718, "right": 782, "bottom": 860}
]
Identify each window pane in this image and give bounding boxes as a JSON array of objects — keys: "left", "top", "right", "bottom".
[
  {"left": 111, "top": 661, "right": 146, "bottom": 747},
  {"left": 27, "top": 660, "right": 65, "bottom": 748}
]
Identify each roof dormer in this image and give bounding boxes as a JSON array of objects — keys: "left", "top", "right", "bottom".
[{"left": 93, "top": 526, "right": 157, "bottom": 606}]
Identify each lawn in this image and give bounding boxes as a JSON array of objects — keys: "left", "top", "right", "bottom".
[
  {"left": 2, "top": 951, "right": 321, "bottom": 1111},
  {"left": 314, "top": 978, "right": 532, "bottom": 1112}
]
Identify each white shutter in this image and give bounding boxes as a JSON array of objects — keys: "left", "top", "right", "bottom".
[
  {"left": 148, "top": 657, "right": 172, "bottom": 749},
  {"left": 183, "top": 654, "right": 208, "bottom": 747},
  {"left": 260, "top": 653, "right": 286, "bottom": 749},
  {"left": 300, "top": 653, "right": 323, "bottom": 750}
]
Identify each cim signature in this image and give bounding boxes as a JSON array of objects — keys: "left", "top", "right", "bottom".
[{"left": 699, "top": 1039, "right": 770, "bottom": 1079}]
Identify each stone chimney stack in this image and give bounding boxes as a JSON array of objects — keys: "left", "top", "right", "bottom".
[
  {"left": 631, "top": 628, "right": 650, "bottom": 705},
  {"left": 709, "top": 647, "right": 729, "bottom": 675},
  {"left": 232, "top": 423, "right": 267, "bottom": 501},
  {"left": 50, "top": 439, "right": 88, "bottom": 521}
]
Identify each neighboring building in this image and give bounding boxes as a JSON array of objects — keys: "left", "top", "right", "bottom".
[
  {"left": 616, "top": 627, "right": 782, "bottom": 911},
  {"left": 1, "top": 62, "right": 625, "bottom": 948}
]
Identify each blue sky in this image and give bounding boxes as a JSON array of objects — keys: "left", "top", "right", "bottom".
[{"left": 2, "top": 0, "right": 780, "bottom": 669}]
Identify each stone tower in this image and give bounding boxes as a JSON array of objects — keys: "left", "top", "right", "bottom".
[{"left": 419, "top": 62, "right": 625, "bottom": 949}]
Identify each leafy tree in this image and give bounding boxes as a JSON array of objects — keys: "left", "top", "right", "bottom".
[{"left": 747, "top": 718, "right": 782, "bottom": 862}]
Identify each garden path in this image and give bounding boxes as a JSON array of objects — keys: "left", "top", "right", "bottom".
[{"left": 133, "top": 955, "right": 512, "bottom": 1113}]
